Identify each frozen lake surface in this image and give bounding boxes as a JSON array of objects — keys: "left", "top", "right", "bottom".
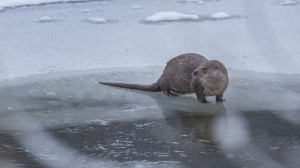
[
  {"left": 1, "top": 67, "right": 300, "bottom": 168},
  {"left": 1, "top": 0, "right": 300, "bottom": 168}
]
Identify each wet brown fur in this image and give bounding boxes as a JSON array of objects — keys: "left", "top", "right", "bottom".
[{"left": 99, "top": 53, "right": 228, "bottom": 103}]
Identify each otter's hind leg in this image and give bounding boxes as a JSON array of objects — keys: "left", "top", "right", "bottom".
[{"left": 162, "top": 89, "right": 178, "bottom": 97}]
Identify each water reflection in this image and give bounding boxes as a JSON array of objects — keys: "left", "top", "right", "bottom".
[{"left": 143, "top": 92, "right": 227, "bottom": 117}]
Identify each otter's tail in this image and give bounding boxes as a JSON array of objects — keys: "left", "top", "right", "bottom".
[{"left": 98, "top": 82, "right": 161, "bottom": 92}]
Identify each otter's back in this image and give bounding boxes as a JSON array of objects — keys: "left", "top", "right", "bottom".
[{"left": 158, "top": 53, "right": 208, "bottom": 93}]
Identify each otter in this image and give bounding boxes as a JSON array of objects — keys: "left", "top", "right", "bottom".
[{"left": 99, "top": 53, "right": 229, "bottom": 103}]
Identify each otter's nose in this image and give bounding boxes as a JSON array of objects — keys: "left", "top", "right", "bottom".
[{"left": 192, "top": 71, "right": 198, "bottom": 76}]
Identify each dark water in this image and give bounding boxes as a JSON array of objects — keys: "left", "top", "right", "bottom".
[
  {"left": 1, "top": 110, "right": 299, "bottom": 168},
  {"left": 1, "top": 68, "right": 300, "bottom": 168}
]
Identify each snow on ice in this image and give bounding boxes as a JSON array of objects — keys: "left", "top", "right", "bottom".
[
  {"left": 181, "top": 0, "right": 204, "bottom": 4},
  {"left": 86, "top": 17, "right": 107, "bottom": 24},
  {"left": 210, "top": 12, "right": 230, "bottom": 19},
  {"left": 81, "top": 8, "right": 92, "bottom": 13},
  {"left": 36, "top": 16, "right": 57, "bottom": 22},
  {"left": 0, "top": 0, "right": 299, "bottom": 81},
  {"left": 279, "top": 0, "right": 298, "bottom": 6},
  {"left": 132, "top": 5, "right": 143, "bottom": 10},
  {"left": 144, "top": 11, "right": 199, "bottom": 22}
]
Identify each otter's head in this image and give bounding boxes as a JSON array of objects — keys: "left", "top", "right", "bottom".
[{"left": 192, "top": 60, "right": 229, "bottom": 96}]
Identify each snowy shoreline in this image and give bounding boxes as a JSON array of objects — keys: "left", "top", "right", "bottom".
[{"left": 0, "top": 0, "right": 91, "bottom": 9}]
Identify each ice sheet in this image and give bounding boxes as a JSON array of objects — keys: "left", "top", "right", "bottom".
[
  {"left": 1, "top": 67, "right": 300, "bottom": 168},
  {"left": 0, "top": 0, "right": 300, "bottom": 81}
]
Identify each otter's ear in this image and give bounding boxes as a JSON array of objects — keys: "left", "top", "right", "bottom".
[{"left": 192, "top": 71, "right": 198, "bottom": 76}]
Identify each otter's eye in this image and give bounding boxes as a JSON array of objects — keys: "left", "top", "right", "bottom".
[{"left": 193, "top": 71, "right": 198, "bottom": 76}]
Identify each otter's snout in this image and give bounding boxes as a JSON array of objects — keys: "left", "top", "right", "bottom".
[
  {"left": 193, "top": 66, "right": 210, "bottom": 77},
  {"left": 192, "top": 71, "right": 198, "bottom": 76},
  {"left": 192, "top": 69, "right": 206, "bottom": 77}
]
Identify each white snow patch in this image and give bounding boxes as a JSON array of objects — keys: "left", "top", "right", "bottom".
[
  {"left": 134, "top": 123, "right": 153, "bottom": 127},
  {"left": 279, "top": 0, "right": 298, "bottom": 5},
  {"left": 84, "top": 119, "right": 110, "bottom": 125},
  {"left": 132, "top": 5, "right": 143, "bottom": 10},
  {"left": 211, "top": 12, "right": 231, "bottom": 19},
  {"left": 36, "top": 16, "right": 57, "bottom": 22},
  {"left": 0, "top": 7, "right": 5, "bottom": 11},
  {"left": 183, "top": 0, "right": 204, "bottom": 4},
  {"left": 144, "top": 11, "right": 199, "bottom": 22},
  {"left": 269, "top": 146, "right": 280, "bottom": 150},
  {"left": 45, "top": 92, "right": 56, "bottom": 96},
  {"left": 81, "top": 8, "right": 91, "bottom": 13},
  {"left": 86, "top": 17, "right": 107, "bottom": 24}
]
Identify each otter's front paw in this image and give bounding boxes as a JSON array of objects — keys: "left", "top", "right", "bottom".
[
  {"left": 216, "top": 94, "right": 225, "bottom": 102},
  {"left": 216, "top": 98, "right": 225, "bottom": 102},
  {"left": 196, "top": 95, "right": 207, "bottom": 103},
  {"left": 198, "top": 98, "right": 208, "bottom": 103}
]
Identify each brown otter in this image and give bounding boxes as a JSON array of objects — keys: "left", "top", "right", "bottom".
[{"left": 99, "top": 53, "right": 229, "bottom": 103}]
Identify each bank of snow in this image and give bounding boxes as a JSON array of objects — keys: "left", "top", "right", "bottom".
[
  {"left": 279, "top": 0, "right": 298, "bottom": 6},
  {"left": 144, "top": 11, "right": 199, "bottom": 22},
  {"left": 36, "top": 16, "right": 57, "bottom": 22},
  {"left": 181, "top": 0, "right": 204, "bottom": 4},
  {"left": 86, "top": 17, "right": 107, "bottom": 24},
  {"left": 132, "top": 5, "right": 143, "bottom": 10},
  {"left": 210, "top": 12, "right": 230, "bottom": 19},
  {"left": 0, "top": 0, "right": 89, "bottom": 9}
]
